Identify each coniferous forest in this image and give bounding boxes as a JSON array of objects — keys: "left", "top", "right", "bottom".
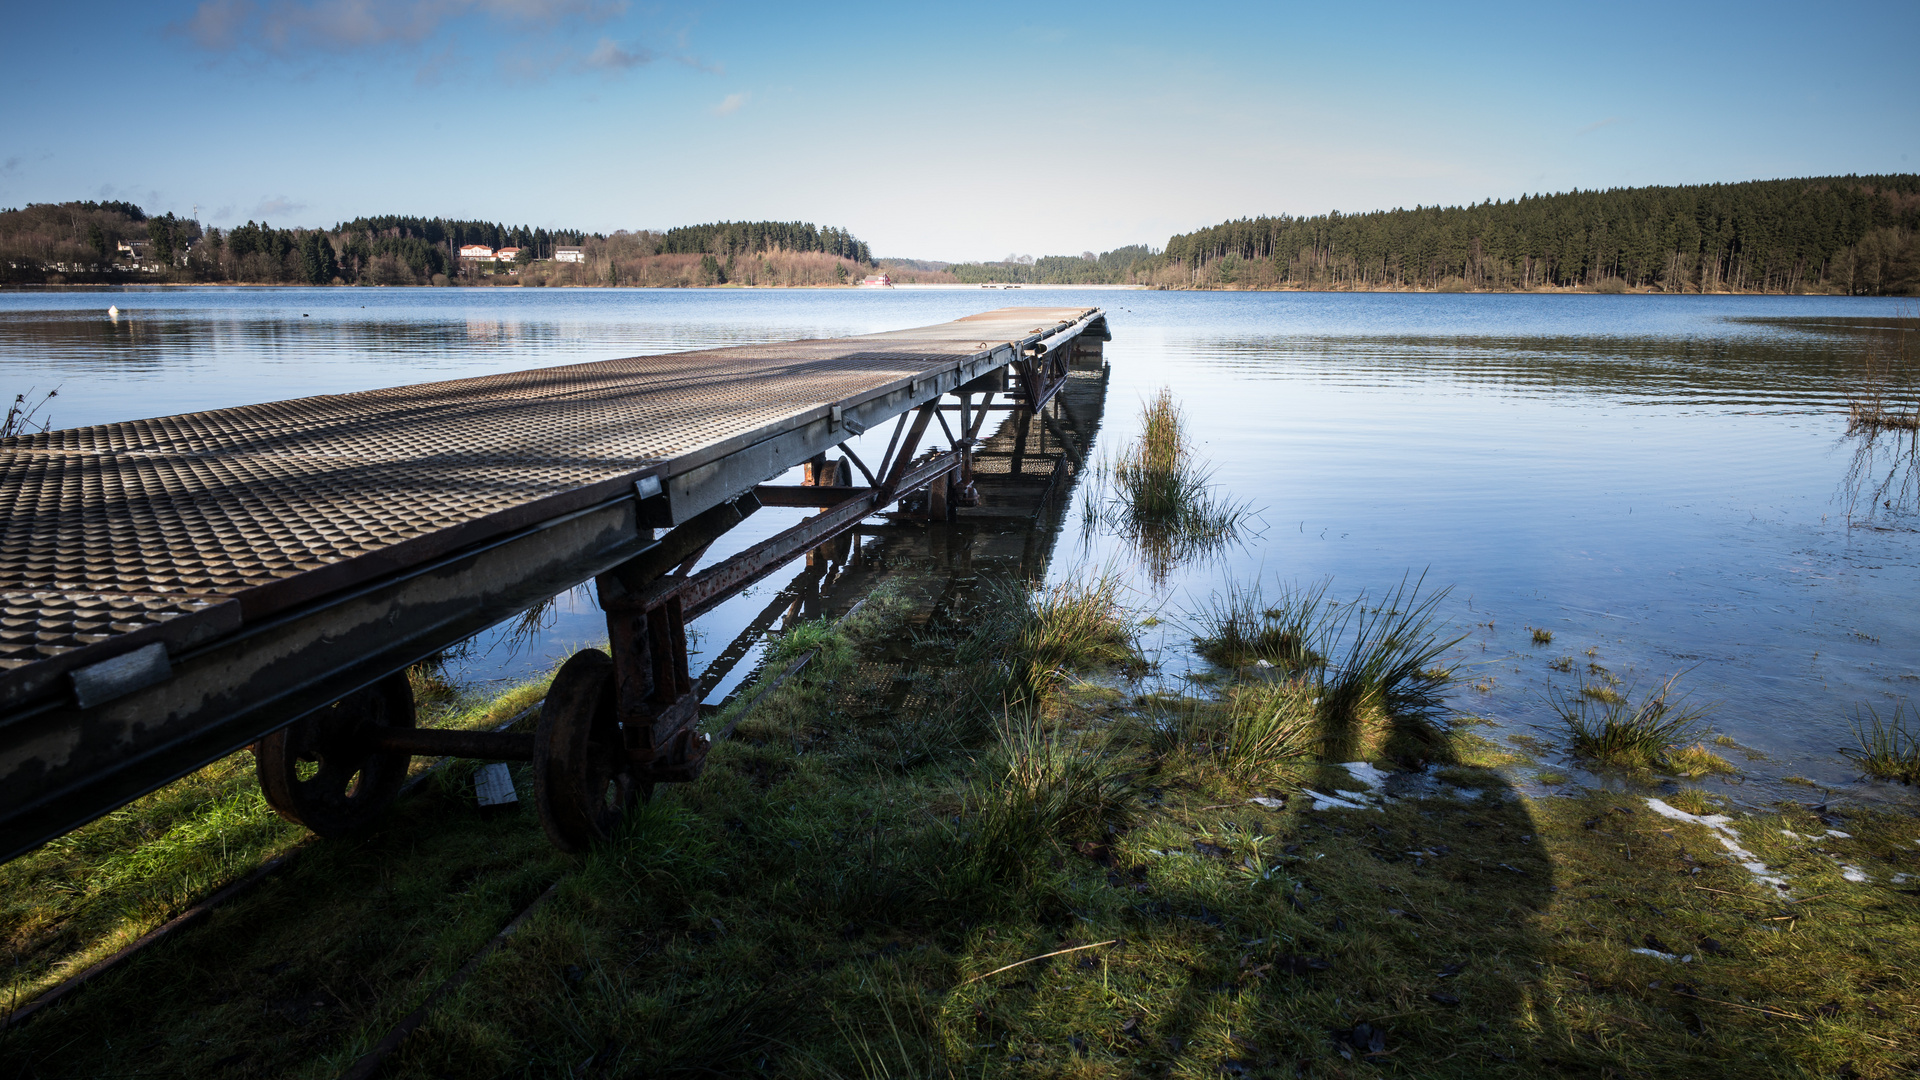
[
  {"left": 2, "top": 176, "right": 1915, "bottom": 292},
  {"left": 944, "top": 175, "right": 1920, "bottom": 294}
]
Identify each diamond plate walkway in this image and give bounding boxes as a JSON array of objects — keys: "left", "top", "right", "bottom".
[{"left": 0, "top": 305, "right": 1105, "bottom": 859}]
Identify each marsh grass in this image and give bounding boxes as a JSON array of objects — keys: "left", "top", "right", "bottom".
[
  {"left": 1149, "top": 681, "right": 1321, "bottom": 779},
  {"left": 952, "top": 570, "right": 1135, "bottom": 712},
  {"left": 1843, "top": 699, "right": 1920, "bottom": 783},
  {"left": 1187, "top": 578, "right": 1327, "bottom": 670},
  {"left": 1089, "top": 389, "right": 1253, "bottom": 581},
  {"left": 11, "top": 572, "right": 1920, "bottom": 1079},
  {"left": 1555, "top": 673, "right": 1713, "bottom": 770},
  {"left": 1317, "top": 575, "right": 1461, "bottom": 734},
  {"left": 953, "top": 710, "right": 1136, "bottom": 897}
]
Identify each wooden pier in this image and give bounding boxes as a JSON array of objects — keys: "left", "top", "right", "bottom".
[{"left": 0, "top": 306, "right": 1109, "bottom": 860}]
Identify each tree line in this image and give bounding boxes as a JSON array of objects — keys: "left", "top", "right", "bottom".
[
  {"left": 944, "top": 245, "right": 1158, "bottom": 285},
  {"left": 0, "top": 205, "right": 873, "bottom": 287},
  {"left": 946, "top": 176, "right": 1919, "bottom": 294},
  {"left": 658, "top": 221, "right": 871, "bottom": 265},
  {"left": 1158, "top": 175, "right": 1920, "bottom": 294},
  {"left": 942, "top": 176, "right": 1920, "bottom": 294}
]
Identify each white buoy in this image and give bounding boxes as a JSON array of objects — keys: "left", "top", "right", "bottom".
[{"left": 107, "top": 305, "right": 119, "bottom": 317}]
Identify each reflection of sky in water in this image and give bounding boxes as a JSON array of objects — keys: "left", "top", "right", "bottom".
[{"left": 1, "top": 287, "right": 1914, "bottom": 804}]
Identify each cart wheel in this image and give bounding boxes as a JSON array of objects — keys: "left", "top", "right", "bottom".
[
  {"left": 534, "top": 649, "right": 641, "bottom": 852},
  {"left": 254, "top": 671, "right": 416, "bottom": 837}
]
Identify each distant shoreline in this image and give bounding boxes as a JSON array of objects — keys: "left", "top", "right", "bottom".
[{"left": 0, "top": 280, "right": 1878, "bottom": 296}]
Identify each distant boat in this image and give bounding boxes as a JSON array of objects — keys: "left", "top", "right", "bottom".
[{"left": 107, "top": 305, "right": 119, "bottom": 317}]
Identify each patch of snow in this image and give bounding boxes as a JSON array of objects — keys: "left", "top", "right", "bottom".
[
  {"left": 1824, "top": 829, "right": 1852, "bottom": 839},
  {"left": 1779, "top": 829, "right": 1801, "bottom": 839},
  {"left": 1632, "top": 948, "right": 1678, "bottom": 961},
  {"left": 1892, "top": 873, "right": 1913, "bottom": 885},
  {"left": 1246, "top": 796, "right": 1285, "bottom": 810},
  {"left": 1645, "top": 798, "right": 1790, "bottom": 892},
  {"left": 1340, "top": 761, "right": 1394, "bottom": 795},
  {"left": 1303, "top": 788, "right": 1379, "bottom": 813},
  {"left": 1840, "top": 865, "right": 1871, "bottom": 884}
]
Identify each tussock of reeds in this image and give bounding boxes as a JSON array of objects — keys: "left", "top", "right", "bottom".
[
  {"left": 1176, "top": 573, "right": 1460, "bottom": 770},
  {"left": 955, "top": 571, "right": 1135, "bottom": 712},
  {"left": 1087, "top": 388, "right": 1252, "bottom": 579},
  {"left": 1188, "top": 579, "right": 1326, "bottom": 670},
  {"left": 1553, "top": 672, "right": 1712, "bottom": 770},
  {"left": 1844, "top": 699, "right": 1920, "bottom": 783}
]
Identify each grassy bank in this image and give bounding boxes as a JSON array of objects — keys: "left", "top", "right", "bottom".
[{"left": 3, "top": 580, "right": 1916, "bottom": 1078}]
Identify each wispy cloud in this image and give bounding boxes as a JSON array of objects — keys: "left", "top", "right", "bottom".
[
  {"left": 177, "top": 0, "right": 629, "bottom": 55},
  {"left": 1576, "top": 116, "right": 1622, "bottom": 135},
  {"left": 710, "top": 91, "right": 748, "bottom": 116},
  {"left": 0, "top": 158, "right": 19, "bottom": 178},
  {"left": 583, "top": 36, "right": 655, "bottom": 69},
  {"left": 251, "top": 196, "right": 307, "bottom": 220}
]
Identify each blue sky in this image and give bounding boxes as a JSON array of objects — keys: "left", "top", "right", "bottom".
[{"left": 3, "top": 1, "right": 1915, "bottom": 260}]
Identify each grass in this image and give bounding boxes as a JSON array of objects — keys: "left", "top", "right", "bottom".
[
  {"left": 1555, "top": 672, "right": 1714, "bottom": 771},
  {"left": 1531, "top": 627, "right": 1553, "bottom": 645},
  {"left": 1088, "top": 389, "right": 1253, "bottom": 581},
  {"left": 1844, "top": 700, "right": 1920, "bottom": 783},
  {"left": 0, "top": 660, "right": 554, "bottom": 1014},
  {"left": 8, "top": 577, "right": 1920, "bottom": 1079},
  {"left": 1188, "top": 578, "right": 1327, "bottom": 670}
]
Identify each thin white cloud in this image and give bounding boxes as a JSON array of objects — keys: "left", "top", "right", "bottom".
[
  {"left": 251, "top": 196, "right": 307, "bottom": 219},
  {"left": 1576, "top": 117, "right": 1622, "bottom": 135},
  {"left": 584, "top": 36, "right": 655, "bottom": 69},
  {"left": 177, "top": 0, "right": 628, "bottom": 54},
  {"left": 710, "top": 91, "right": 748, "bottom": 116}
]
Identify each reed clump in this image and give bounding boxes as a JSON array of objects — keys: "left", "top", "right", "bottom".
[
  {"left": 1554, "top": 673, "right": 1712, "bottom": 770},
  {"left": 948, "top": 570, "right": 1135, "bottom": 715},
  {"left": 1843, "top": 700, "right": 1920, "bottom": 783},
  {"left": 1178, "top": 574, "right": 1460, "bottom": 769},
  {"left": 1188, "top": 579, "right": 1326, "bottom": 670},
  {"left": 1090, "top": 388, "right": 1252, "bottom": 580}
]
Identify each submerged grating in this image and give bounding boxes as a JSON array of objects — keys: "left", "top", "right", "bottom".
[{"left": 0, "top": 308, "right": 1097, "bottom": 707}]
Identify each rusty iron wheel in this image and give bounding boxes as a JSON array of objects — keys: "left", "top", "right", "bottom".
[
  {"left": 533, "top": 648, "right": 640, "bottom": 852},
  {"left": 254, "top": 671, "right": 416, "bottom": 837}
]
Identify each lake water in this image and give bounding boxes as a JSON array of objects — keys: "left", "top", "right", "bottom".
[{"left": 2, "top": 286, "right": 1914, "bottom": 805}]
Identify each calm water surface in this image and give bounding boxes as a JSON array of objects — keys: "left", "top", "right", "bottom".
[{"left": 2, "top": 286, "right": 1914, "bottom": 805}]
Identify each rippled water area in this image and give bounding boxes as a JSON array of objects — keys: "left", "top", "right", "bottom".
[{"left": 2, "top": 286, "right": 1914, "bottom": 805}]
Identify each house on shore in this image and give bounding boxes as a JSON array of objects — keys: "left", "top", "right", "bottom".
[
  {"left": 458, "top": 245, "right": 496, "bottom": 262},
  {"left": 553, "top": 246, "right": 585, "bottom": 264},
  {"left": 495, "top": 247, "right": 521, "bottom": 262},
  {"left": 858, "top": 273, "right": 893, "bottom": 288}
]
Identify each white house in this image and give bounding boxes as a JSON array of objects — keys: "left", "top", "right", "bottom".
[
  {"left": 495, "top": 247, "right": 522, "bottom": 262},
  {"left": 554, "top": 246, "right": 585, "bottom": 263},
  {"left": 458, "top": 244, "right": 496, "bottom": 261}
]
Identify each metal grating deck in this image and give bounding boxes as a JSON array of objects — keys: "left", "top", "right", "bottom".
[{"left": 0, "top": 306, "right": 1098, "bottom": 710}]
